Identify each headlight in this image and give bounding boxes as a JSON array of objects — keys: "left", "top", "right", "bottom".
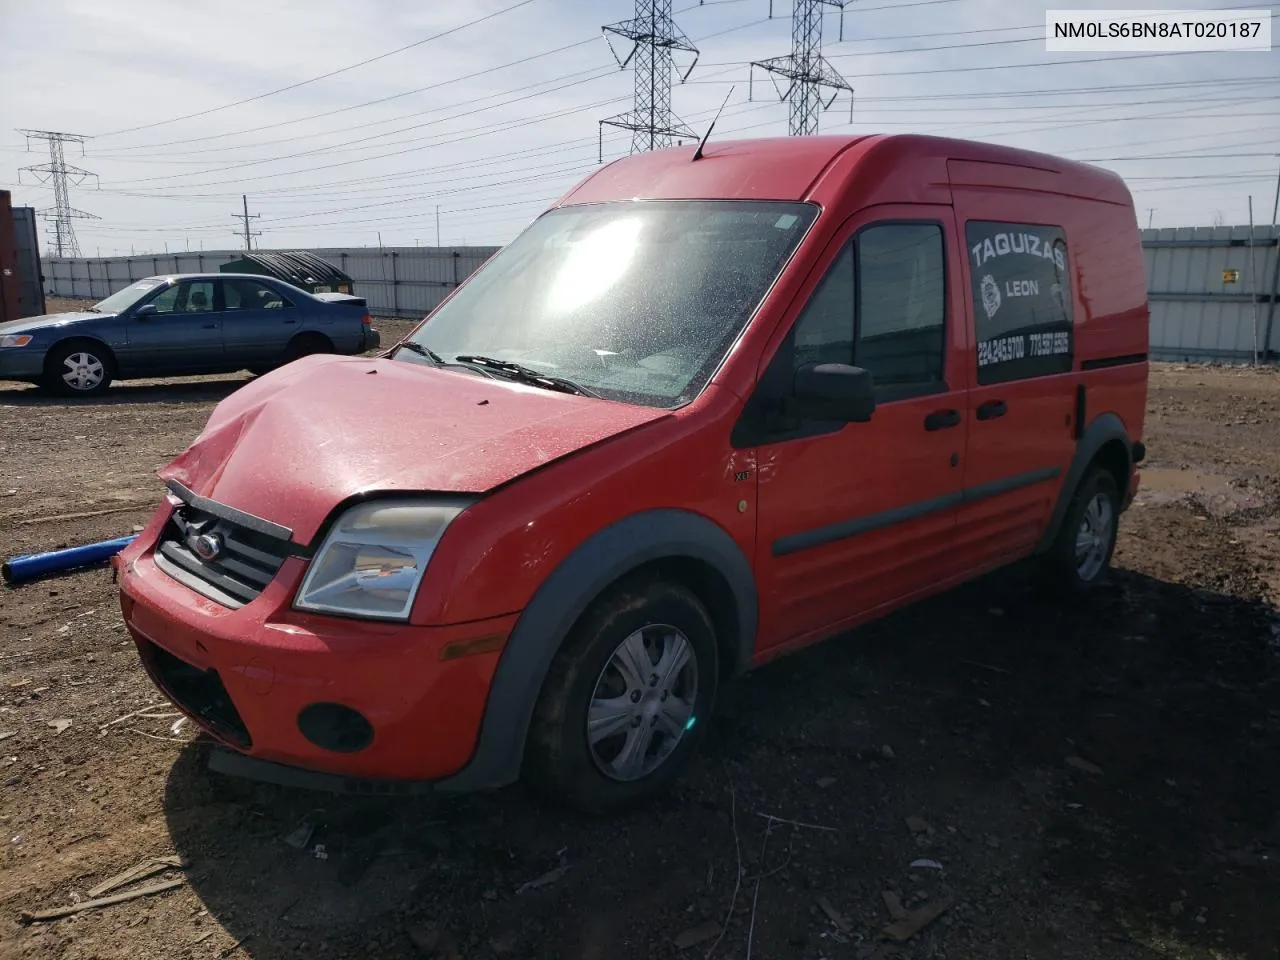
[
  {"left": 293, "top": 497, "right": 473, "bottom": 621},
  {"left": 0, "top": 335, "right": 33, "bottom": 348}
]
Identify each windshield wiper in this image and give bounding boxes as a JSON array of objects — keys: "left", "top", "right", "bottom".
[
  {"left": 394, "top": 340, "right": 444, "bottom": 363},
  {"left": 454, "top": 355, "right": 601, "bottom": 398}
]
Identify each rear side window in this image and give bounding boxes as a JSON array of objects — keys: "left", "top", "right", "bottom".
[
  {"left": 222, "top": 279, "right": 291, "bottom": 311},
  {"left": 966, "top": 221, "right": 1073, "bottom": 384}
]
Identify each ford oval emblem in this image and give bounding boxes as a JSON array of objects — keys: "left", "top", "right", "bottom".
[{"left": 191, "top": 532, "right": 222, "bottom": 562}]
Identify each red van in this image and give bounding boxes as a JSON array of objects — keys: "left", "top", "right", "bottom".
[{"left": 115, "top": 134, "right": 1149, "bottom": 813}]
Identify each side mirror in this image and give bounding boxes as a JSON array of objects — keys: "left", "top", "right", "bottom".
[
  {"left": 788, "top": 362, "right": 876, "bottom": 422},
  {"left": 133, "top": 303, "right": 157, "bottom": 320}
]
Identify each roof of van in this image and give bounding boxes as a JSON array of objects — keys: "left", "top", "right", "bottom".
[{"left": 557, "top": 133, "right": 1132, "bottom": 208}]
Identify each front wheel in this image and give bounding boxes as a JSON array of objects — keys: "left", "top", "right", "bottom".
[
  {"left": 524, "top": 577, "right": 719, "bottom": 814},
  {"left": 43, "top": 342, "right": 115, "bottom": 397}
]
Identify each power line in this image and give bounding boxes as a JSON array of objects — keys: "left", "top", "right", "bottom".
[
  {"left": 94, "top": 0, "right": 542, "bottom": 138},
  {"left": 16, "top": 129, "right": 100, "bottom": 258}
]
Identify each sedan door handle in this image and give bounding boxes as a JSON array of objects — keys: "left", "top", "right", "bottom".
[
  {"left": 923, "top": 409, "right": 961, "bottom": 431},
  {"left": 200, "top": 323, "right": 217, "bottom": 329},
  {"left": 976, "top": 399, "right": 1007, "bottom": 420},
  {"left": 283, "top": 318, "right": 297, "bottom": 324}
]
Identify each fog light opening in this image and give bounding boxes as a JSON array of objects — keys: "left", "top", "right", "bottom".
[{"left": 297, "top": 702, "right": 374, "bottom": 754}]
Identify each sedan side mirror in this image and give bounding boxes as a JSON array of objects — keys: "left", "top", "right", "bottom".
[
  {"left": 133, "top": 303, "right": 157, "bottom": 319},
  {"left": 787, "top": 362, "right": 876, "bottom": 422}
]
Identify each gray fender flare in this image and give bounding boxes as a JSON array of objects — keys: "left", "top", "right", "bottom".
[
  {"left": 437, "top": 508, "right": 758, "bottom": 792},
  {"left": 1035, "top": 412, "right": 1131, "bottom": 554}
]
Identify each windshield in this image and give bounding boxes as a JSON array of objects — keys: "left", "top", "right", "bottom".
[
  {"left": 92, "top": 278, "right": 167, "bottom": 314},
  {"left": 399, "top": 199, "right": 818, "bottom": 407}
]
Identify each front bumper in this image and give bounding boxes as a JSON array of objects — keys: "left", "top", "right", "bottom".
[
  {"left": 0, "top": 345, "right": 46, "bottom": 381},
  {"left": 117, "top": 517, "right": 516, "bottom": 788}
]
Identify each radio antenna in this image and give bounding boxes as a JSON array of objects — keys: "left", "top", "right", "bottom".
[{"left": 692, "top": 85, "right": 734, "bottom": 162}]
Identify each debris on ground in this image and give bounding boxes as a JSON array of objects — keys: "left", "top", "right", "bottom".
[
  {"left": 672, "top": 920, "right": 720, "bottom": 949},
  {"left": 1066, "top": 755, "right": 1104, "bottom": 775},
  {"left": 21, "top": 878, "right": 187, "bottom": 923},
  {"left": 87, "top": 855, "right": 189, "bottom": 898},
  {"left": 282, "top": 821, "right": 315, "bottom": 850},
  {"left": 909, "top": 859, "right": 944, "bottom": 871},
  {"left": 47, "top": 719, "right": 72, "bottom": 734},
  {"left": 882, "top": 890, "right": 909, "bottom": 920},
  {"left": 515, "top": 862, "right": 569, "bottom": 895},
  {"left": 881, "top": 893, "right": 956, "bottom": 942},
  {"left": 905, "top": 816, "right": 932, "bottom": 835},
  {"left": 816, "top": 894, "right": 851, "bottom": 932}
]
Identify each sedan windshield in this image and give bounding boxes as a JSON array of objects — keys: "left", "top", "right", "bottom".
[
  {"left": 92, "top": 278, "right": 166, "bottom": 314},
  {"left": 399, "top": 200, "right": 818, "bottom": 407}
]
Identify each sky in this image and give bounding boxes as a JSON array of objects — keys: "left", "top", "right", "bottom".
[{"left": 0, "top": 0, "right": 1277, "bottom": 256}]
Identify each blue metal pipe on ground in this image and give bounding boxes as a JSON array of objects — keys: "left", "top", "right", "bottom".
[{"left": 2, "top": 535, "right": 139, "bottom": 585}]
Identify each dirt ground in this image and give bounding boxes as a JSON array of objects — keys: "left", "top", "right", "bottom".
[{"left": 1, "top": 304, "right": 1278, "bottom": 960}]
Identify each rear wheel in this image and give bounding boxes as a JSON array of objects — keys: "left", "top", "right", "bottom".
[
  {"left": 524, "top": 577, "right": 719, "bottom": 814},
  {"left": 283, "top": 333, "right": 333, "bottom": 363},
  {"left": 1040, "top": 467, "right": 1121, "bottom": 593},
  {"left": 42, "top": 341, "right": 115, "bottom": 397}
]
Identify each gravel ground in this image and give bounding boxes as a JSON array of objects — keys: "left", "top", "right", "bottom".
[{"left": 1, "top": 306, "right": 1278, "bottom": 960}]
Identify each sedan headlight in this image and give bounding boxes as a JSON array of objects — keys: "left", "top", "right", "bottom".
[
  {"left": 294, "top": 497, "right": 473, "bottom": 621},
  {"left": 0, "top": 335, "right": 33, "bottom": 348}
]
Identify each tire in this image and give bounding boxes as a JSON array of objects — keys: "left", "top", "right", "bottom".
[
  {"left": 524, "top": 576, "right": 719, "bottom": 814},
  {"left": 283, "top": 333, "right": 333, "bottom": 364},
  {"left": 1039, "top": 467, "right": 1121, "bottom": 594},
  {"left": 42, "top": 341, "right": 115, "bottom": 397}
]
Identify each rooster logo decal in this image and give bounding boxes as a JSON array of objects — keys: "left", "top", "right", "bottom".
[{"left": 980, "top": 274, "right": 1001, "bottom": 319}]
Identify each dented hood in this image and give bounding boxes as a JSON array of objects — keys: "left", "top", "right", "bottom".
[{"left": 160, "top": 353, "right": 669, "bottom": 543}]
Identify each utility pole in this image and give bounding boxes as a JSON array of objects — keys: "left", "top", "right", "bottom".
[
  {"left": 599, "top": 0, "right": 700, "bottom": 160},
  {"left": 750, "top": 0, "right": 854, "bottom": 136},
  {"left": 436, "top": 205, "right": 441, "bottom": 248},
  {"left": 233, "top": 194, "right": 261, "bottom": 252},
  {"left": 1147, "top": 208, "right": 1155, "bottom": 229},
  {"left": 16, "top": 129, "right": 99, "bottom": 258}
]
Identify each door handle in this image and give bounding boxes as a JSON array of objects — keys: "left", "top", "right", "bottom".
[
  {"left": 200, "top": 323, "right": 217, "bottom": 329},
  {"left": 283, "top": 319, "right": 297, "bottom": 324},
  {"left": 976, "top": 400, "right": 1007, "bottom": 420},
  {"left": 923, "top": 409, "right": 961, "bottom": 431}
]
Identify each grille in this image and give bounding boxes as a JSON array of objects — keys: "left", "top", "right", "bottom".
[
  {"left": 156, "top": 501, "right": 292, "bottom": 608},
  {"left": 144, "top": 641, "right": 252, "bottom": 748}
]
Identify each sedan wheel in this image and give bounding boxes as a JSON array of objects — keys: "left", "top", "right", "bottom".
[
  {"left": 61, "top": 351, "right": 106, "bottom": 393},
  {"left": 44, "top": 343, "right": 115, "bottom": 397}
]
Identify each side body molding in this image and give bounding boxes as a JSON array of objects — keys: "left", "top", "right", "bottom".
[
  {"left": 1034, "top": 411, "right": 1133, "bottom": 555},
  {"left": 438, "top": 509, "right": 759, "bottom": 792}
]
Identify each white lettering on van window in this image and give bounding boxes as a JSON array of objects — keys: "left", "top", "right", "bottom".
[
  {"left": 970, "top": 233, "right": 1067, "bottom": 271},
  {"left": 977, "top": 335, "right": 1027, "bottom": 366},
  {"left": 1027, "top": 330, "right": 1070, "bottom": 357},
  {"left": 1005, "top": 279, "right": 1039, "bottom": 297}
]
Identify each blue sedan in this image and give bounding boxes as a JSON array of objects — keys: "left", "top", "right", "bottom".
[{"left": 0, "top": 273, "right": 380, "bottom": 397}]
